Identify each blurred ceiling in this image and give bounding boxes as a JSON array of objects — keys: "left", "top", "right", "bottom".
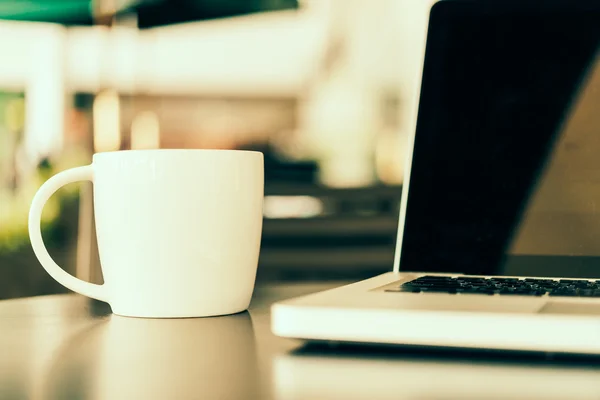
[{"left": 0, "top": 0, "right": 298, "bottom": 28}]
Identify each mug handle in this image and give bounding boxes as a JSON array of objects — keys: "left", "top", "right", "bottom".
[{"left": 28, "top": 165, "right": 108, "bottom": 303}]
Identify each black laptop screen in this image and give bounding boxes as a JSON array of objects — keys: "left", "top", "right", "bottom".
[{"left": 399, "top": 0, "right": 600, "bottom": 278}]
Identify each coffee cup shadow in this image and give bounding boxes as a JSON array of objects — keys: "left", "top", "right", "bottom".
[{"left": 38, "top": 311, "right": 258, "bottom": 400}]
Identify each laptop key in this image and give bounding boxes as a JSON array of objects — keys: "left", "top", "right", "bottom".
[
  {"left": 548, "top": 287, "right": 600, "bottom": 297},
  {"left": 457, "top": 278, "right": 488, "bottom": 283},
  {"left": 559, "top": 279, "right": 589, "bottom": 284},
  {"left": 489, "top": 278, "right": 521, "bottom": 282},
  {"left": 576, "top": 289, "right": 600, "bottom": 297},
  {"left": 548, "top": 290, "right": 579, "bottom": 297},
  {"left": 538, "top": 282, "right": 561, "bottom": 289},
  {"left": 414, "top": 276, "right": 454, "bottom": 281},
  {"left": 524, "top": 278, "right": 555, "bottom": 282},
  {"left": 385, "top": 287, "right": 420, "bottom": 293},
  {"left": 405, "top": 279, "right": 459, "bottom": 284},
  {"left": 410, "top": 282, "right": 461, "bottom": 287},
  {"left": 422, "top": 287, "right": 458, "bottom": 294},
  {"left": 498, "top": 289, "right": 545, "bottom": 296}
]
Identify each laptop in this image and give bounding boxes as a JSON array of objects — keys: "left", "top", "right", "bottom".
[{"left": 271, "top": 0, "right": 600, "bottom": 355}]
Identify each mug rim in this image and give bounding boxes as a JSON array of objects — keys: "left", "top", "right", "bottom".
[{"left": 93, "top": 149, "right": 263, "bottom": 159}]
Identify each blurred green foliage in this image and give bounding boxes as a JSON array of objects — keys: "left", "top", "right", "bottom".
[
  {"left": 0, "top": 92, "right": 82, "bottom": 252},
  {"left": 0, "top": 0, "right": 298, "bottom": 27}
]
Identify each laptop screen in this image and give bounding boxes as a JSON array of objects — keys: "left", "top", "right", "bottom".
[{"left": 399, "top": 0, "right": 600, "bottom": 278}]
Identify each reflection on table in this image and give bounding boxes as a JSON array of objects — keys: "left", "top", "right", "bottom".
[
  {"left": 274, "top": 344, "right": 600, "bottom": 400},
  {"left": 37, "top": 311, "right": 257, "bottom": 400}
]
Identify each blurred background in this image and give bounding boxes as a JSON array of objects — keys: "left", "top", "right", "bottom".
[{"left": 0, "top": 0, "right": 431, "bottom": 299}]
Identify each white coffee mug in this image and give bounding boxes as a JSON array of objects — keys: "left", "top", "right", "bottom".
[{"left": 28, "top": 149, "right": 264, "bottom": 318}]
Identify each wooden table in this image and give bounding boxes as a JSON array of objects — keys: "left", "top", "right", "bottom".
[{"left": 1, "top": 282, "right": 599, "bottom": 400}]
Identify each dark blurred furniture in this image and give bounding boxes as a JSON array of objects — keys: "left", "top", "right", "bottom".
[
  {"left": 259, "top": 184, "right": 402, "bottom": 281},
  {"left": 0, "top": 196, "right": 81, "bottom": 300}
]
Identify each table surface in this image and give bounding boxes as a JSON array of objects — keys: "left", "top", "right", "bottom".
[{"left": 1, "top": 282, "right": 599, "bottom": 400}]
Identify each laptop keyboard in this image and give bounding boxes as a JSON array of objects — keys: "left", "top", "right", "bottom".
[{"left": 386, "top": 276, "right": 600, "bottom": 297}]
